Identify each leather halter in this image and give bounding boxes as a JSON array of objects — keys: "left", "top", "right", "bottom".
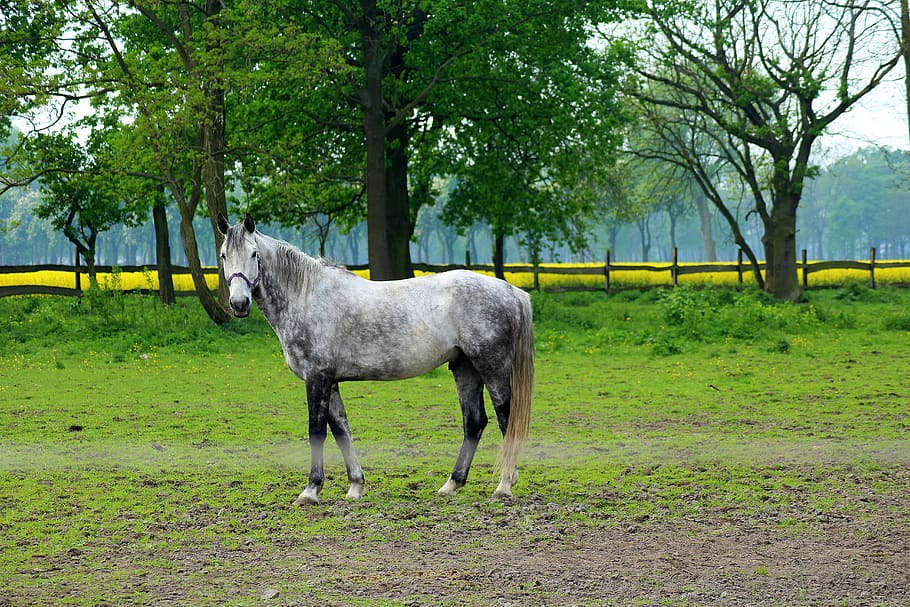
[{"left": 226, "top": 256, "right": 262, "bottom": 291}]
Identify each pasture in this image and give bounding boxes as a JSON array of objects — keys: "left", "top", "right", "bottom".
[{"left": 1, "top": 286, "right": 908, "bottom": 606}]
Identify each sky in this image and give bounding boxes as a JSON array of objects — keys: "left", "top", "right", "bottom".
[{"left": 825, "top": 72, "right": 909, "bottom": 158}]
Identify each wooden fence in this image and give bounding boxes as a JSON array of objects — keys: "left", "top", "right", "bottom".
[
  {"left": 0, "top": 263, "right": 217, "bottom": 298},
  {"left": 1, "top": 247, "right": 908, "bottom": 298}
]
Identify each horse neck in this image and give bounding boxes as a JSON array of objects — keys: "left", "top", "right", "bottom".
[{"left": 253, "top": 233, "right": 321, "bottom": 321}]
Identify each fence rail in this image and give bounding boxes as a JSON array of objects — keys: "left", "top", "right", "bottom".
[{"left": 2, "top": 248, "right": 909, "bottom": 298}]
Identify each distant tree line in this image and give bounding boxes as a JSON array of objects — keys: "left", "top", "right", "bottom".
[{"left": 3, "top": 144, "right": 906, "bottom": 269}]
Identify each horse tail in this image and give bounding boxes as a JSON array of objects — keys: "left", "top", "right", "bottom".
[{"left": 497, "top": 291, "right": 534, "bottom": 482}]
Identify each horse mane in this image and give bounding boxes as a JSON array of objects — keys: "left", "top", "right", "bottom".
[{"left": 256, "top": 232, "right": 352, "bottom": 294}]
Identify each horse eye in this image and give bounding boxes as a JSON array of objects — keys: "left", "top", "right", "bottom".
[
  {"left": 251, "top": 251, "right": 258, "bottom": 259},
  {"left": 220, "top": 252, "right": 226, "bottom": 260}
]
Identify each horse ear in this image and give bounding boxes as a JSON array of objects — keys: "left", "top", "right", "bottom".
[
  {"left": 243, "top": 213, "right": 256, "bottom": 234},
  {"left": 217, "top": 214, "right": 230, "bottom": 236}
]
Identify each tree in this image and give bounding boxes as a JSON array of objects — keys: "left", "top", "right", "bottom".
[
  {"left": 628, "top": 0, "right": 902, "bottom": 299},
  {"left": 2, "top": 1, "right": 344, "bottom": 322},
  {"left": 801, "top": 147, "right": 910, "bottom": 258},
  {"left": 1, "top": 1, "right": 230, "bottom": 319},
  {"left": 438, "top": 5, "right": 634, "bottom": 277},
  {"left": 252, "top": 1, "right": 637, "bottom": 280},
  {"left": 22, "top": 131, "right": 143, "bottom": 279},
  {"left": 151, "top": 183, "right": 175, "bottom": 304},
  {"left": 0, "top": 2, "right": 62, "bottom": 136},
  {"left": 86, "top": 0, "right": 247, "bottom": 323}
]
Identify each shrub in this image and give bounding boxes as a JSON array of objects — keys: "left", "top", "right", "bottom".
[{"left": 654, "top": 286, "right": 829, "bottom": 349}]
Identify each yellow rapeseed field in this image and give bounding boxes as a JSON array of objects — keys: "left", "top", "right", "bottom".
[
  {"left": 0, "top": 269, "right": 219, "bottom": 291},
  {"left": 2, "top": 261, "right": 909, "bottom": 292}
]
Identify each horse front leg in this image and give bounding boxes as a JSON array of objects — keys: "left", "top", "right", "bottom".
[
  {"left": 327, "top": 383, "right": 365, "bottom": 500},
  {"left": 294, "top": 374, "right": 332, "bottom": 506}
]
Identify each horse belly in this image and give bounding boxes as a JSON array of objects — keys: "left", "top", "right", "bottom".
[{"left": 336, "top": 332, "right": 456, "bottom": 381}]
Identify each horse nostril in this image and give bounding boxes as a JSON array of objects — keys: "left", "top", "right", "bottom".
[{"left": 230, "top": 295, "right": 251, "bottom": 316}]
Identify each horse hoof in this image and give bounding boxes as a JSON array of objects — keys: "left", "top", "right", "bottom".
[
  {"left": 492, "top": 482, "right": 513, "bottom": 499},
  {"left": 293, "top": 489, "right": 321, "bottom": 506},
  {"left": 437, "top": 479, "right": 462, "bottom": 497},
  {"left": 346, "top": 483, "right": 364, "bottom": 500}
]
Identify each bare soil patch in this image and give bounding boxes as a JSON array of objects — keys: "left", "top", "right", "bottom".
[
  {"left": 5, "top": 475, "right": 909, "bottom": 607},
  {"left": 290, "top": 507, "right": 909, "bottom": 607}
]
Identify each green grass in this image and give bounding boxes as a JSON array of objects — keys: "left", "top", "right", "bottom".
[{"left": 1, "top": 285, "right": 909, "bottom": 605}]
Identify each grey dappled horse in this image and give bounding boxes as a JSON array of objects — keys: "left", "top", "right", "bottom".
[{"left": 217, "top": 215, "right": 534, "bottom": 504}]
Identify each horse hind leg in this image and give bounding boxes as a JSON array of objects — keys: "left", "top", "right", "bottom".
[
  {"left": 485, "top": 374, "right": 518, "bottom": 498},
  {"left": 327, "top": 384, "right": 365, "bottom": 500},
  {"left": 438, "top": 356, "right": 487, "bottom": 497}
]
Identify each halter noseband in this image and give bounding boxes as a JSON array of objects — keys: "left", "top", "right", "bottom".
[{"left": 226, "top": 256, "right": 262, "bottom": 291}]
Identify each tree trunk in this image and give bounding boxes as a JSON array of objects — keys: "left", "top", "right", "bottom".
[
  {"left": 358, "top": 2, "right": 413, "bottom": 281},
  {"left": 636, "top": 217, "right": 651, "bottom": 262},
  {"left": 384, "top": 121, "right": 414, "bottom": 277},
  {"left": 668, "top": 209, "right": 679, "bottom": 256},
  {"left": 202, "top": 0, "right": 229, "bottom": 304},
  {"left": 359, "top": 4, "right": 398, "bottom": 281},
  {"left": 176, "top": 204, "right": 229, "bottom": 323},
  {"left": 694, "top": 190, "right": 717, "bottom": 261},
  {"left": 607, "top": 226, "right": 619, "bottom": 258},
  {"left": 361, "top": 17, "right": 393, "bottom": 281},
  {"left": 86, "top": 230, "right": 97, "bottom": 281},
  {"left": 492, "top": 228, "right": 506, "bottom": 280},
  {"left": 467, "top": 225, "right": 478, "bottom": 267},
  {"left": 442, "top": 225, "right": 455, "bottom": 264},
  {"left": 902, "top": 0, "right": 910, "bottom": 143},
  {"left": 62, "top": 219, "right": 97, "bottom": 282},
  {"left": 153, "top": 193, "right": 176, "bottom": 305},
  {"left": 169, "top": 166, "right": 230, "bottom": 324},
  {"left": 763, "top": 198, "right": 801, "bottom": 301}
]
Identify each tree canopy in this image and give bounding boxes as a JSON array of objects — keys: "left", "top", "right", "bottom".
[
  {"left": 626, "top": 0, "right": 903, "bottom": 299},
  {"left": 2, "top": 0, "right": 908, "bottom": 310}
]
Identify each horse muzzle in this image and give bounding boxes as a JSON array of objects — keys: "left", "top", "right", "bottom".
[{"left": 229, "top": 293, "right": 251, "bottom": 317}]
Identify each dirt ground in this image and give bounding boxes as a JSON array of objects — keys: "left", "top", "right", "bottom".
[
  {"left": 9, "top": 506, "right": 909, "bottom": 607},
  {"left": 144, "top": 496, "right": 909, "bottom": 606},
  {"left": 8, "top": 477, "right": 909, "bottom": 606},
  {"left": 294, "top": 513, "right": 910, "bottom": 606}
]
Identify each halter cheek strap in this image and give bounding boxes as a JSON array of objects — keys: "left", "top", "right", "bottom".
[{"left": 226, "top": 257, "right": 262, "bottom": 291}]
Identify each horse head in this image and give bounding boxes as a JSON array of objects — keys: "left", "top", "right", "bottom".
[{"left": 218, "top": 214, "right": 261, "bottom": 317}]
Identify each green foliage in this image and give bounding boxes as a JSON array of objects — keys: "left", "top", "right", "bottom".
[
  {"left": 652, "top": 286, "right": 827, "bottom": 349},
  {"left": 439, "top": 7, "right": 634, "bottom": 260},
  {"left": 629, "top": 0, "right": 902, "bottom": 300},
  {"left": 12, "top": 130, "right": 149, "bottom": 271},
  {"left": 0, "top": 290, "right": 270, "bottom": 357}
]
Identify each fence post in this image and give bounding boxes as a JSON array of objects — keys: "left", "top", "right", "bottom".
[
  {"left": 604, "top": 249, "right": 611, "bottom": 293},
  {"left": 465, "top": 249, "right": 471, "bottom": 268},
  {"left": 869, "top": 247, "right": 876, "bottom": 289},
  {"left": 74, "top": 246, "right": 82, "bottom": 292},
  {"left": 801, "top": 249, "right": 808, "bottom": 290},
  {"left": 671, "top": 247, "right": 679, "bottom": 286},
  {"left": 737, "top": 249, "right": 743, "bottom": 285}
]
